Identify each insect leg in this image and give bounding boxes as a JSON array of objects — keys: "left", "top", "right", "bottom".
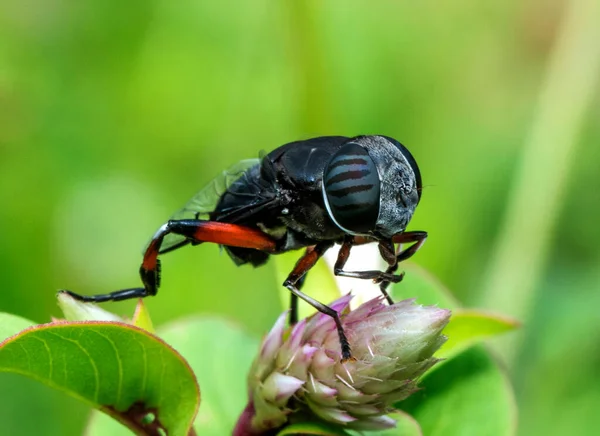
[
  {"left": 333, "top": 232, "right": 427, "bottom": 304},
  {"left": 60, "top": 288, "right": 151, "bottom": 303},
  {"left": 64, "top": 220, "right": 277, "bottom": 303},
  {"left": 283, "top": 242, "right": 354, "bottom": 360},
  {"left": 289, "top": 274, "right": 307, "bottom": 325},
  {"left": 333, "top": 237, "right": 401, "bottom": 305},
  {"left": 378, "top": 231, "right": 428, "bottom": 298}
]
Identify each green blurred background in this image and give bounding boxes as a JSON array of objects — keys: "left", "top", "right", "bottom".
[{"left": 1, "top": 1, "right": 599, "bottom": 435}]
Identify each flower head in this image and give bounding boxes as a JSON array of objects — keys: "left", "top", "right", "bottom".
[{"left": 234, "top": 295, "right": 450, "bottom": 434}]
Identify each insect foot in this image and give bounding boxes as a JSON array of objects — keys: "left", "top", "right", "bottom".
[{"left": 234, "top": 295, "right": 450, "bottom": 435}]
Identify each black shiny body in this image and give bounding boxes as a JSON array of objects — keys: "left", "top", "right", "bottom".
[
  {"left": 211, "top": 136, "right": 350, "bottom": 266},
  {"left": 64, "top": 134, "right": 426, "bottom": 361}
]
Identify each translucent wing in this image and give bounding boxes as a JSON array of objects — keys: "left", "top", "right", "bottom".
[{"left": 148, "top": 158, "right": 260, "bottom": 254}]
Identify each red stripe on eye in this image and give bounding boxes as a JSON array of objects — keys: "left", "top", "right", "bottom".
[{"left": 325, "top": 170, "right": 371, "bottom": 187}]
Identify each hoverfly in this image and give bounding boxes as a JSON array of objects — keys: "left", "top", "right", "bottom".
[{"left": 65, "top": 135, "right": 426, "bottom": 360}]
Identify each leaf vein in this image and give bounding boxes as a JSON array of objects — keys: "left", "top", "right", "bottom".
[
  {"left": 89, "top": 329, "right": 123, "bottom": 407},
  {"left": 32, "top": 336, "right": 53, "bottom": 380},
  {"left": 44, "top": 331, "right": 100, "bottom": 402}
]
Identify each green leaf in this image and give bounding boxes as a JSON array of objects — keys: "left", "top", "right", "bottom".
[
  {"left": 273, "top": 252, "right": 340, "bottom": 318},
  {"left": 132, "top": 299, "right": 156, "bottom": 333},
  {"left": 385, "top": 411, "right": 423, "bottom": 436},
  {"left": 0, "top": 313, "right": 36, "bottom": 341},
  {"left": 391, "top": 263, "right": 458, "bottom": 309},
  {"left": 399, "top": 346, "right": 517, "bottom": 436},
  {"left": 0, "top": 314, "right": 88, "bottom": 436},
  {"left": 0, "top": 321, "right": 199, "bottom": 435},
  {"left": 437, "top": 309, "right": 520, "bottom": 360},
  {"left": 391, "top": 264, "right": 519, "bottom": 359},
  {"left": 87, "top": 317, "right": 259, "bottom": 436}
]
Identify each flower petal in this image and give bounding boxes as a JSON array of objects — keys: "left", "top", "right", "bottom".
[{"left": 262, "top": 372, "right": 304, "bottom": 405}]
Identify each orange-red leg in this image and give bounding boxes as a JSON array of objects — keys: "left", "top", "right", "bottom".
[{"left": 63, "top": 219, "right": 277, "bottom": 303}]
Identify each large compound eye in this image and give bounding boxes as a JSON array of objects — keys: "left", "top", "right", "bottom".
[
  {"left": 381, "top": 136, "right": 422, "bottom": 202},
  {"left": 322, "top": 143, "right": 380, "bottom": 234}
]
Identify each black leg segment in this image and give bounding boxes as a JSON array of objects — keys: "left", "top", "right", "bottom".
[
  {"left": 64, "top": 219, "right": 278, "bottom": 304},
  {"left": 333, "top": 231, "right": 427, "bottom": 305},
  {"left": 282, "top": 241, "right": 354, "bottom": 360},
  {"left": 289, "top": 274, "right": 307, "bottom": 325},
  {"left": 379, "top": 231, "right": 428, "bottom": 299},
  {"left": 61, "top": 287, "right": 150, "bottom": 303}
]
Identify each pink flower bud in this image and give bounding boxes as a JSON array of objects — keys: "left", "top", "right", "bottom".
[{"left": 234, "top": 295, "right": 450, "bottom": 434}]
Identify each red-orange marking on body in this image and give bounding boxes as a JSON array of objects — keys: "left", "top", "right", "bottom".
[
  {"left": 391, "top": 232, "right": 423, "bottom": 244},
  {"left": 142, "top": 239, "right": 161, "bottom": 270},
  {"left": 352, "top": 235, "right": 376, "bottom": 246},
  {"left": 287, "top": 248, "right": 320, "bottom": 283},
  {"left": 193, "top": 222, "right": 277, "bottom": 251}
]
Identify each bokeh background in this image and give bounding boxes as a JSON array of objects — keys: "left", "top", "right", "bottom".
[{"left": 1, "top": 1, "right": 599, "bottom": 435}]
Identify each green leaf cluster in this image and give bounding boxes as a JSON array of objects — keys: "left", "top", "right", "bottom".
[{"left": 0, "top": 263, "right": 517, "bottom": 435}]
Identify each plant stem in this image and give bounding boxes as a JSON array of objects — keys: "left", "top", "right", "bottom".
[{"left": 479, "top": 0, "right": 600, "bottom": 364}]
